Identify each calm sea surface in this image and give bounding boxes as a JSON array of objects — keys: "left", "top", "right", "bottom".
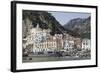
[{"left": 23, "top": 56, "right": 90, "bottom": 63}]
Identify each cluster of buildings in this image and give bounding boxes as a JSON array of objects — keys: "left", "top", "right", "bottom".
[{"left": 23, "top": 24, "right": 91, "bottom": 54}]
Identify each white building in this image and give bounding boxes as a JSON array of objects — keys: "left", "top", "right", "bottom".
[
  {"left": 23, "top": 23, "right": 83, "bottom": 54},
  {"left": 64, "top": 40, "right": 74, "bottom": 50},
  {"left": 23, "top": 24, "right": 58, "bottom": 53},
  {"left": 82, "top": 39, "right": 91, "bottom": 50}
]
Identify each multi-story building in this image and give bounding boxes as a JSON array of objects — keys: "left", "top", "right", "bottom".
[
  {"left": 82, "top": 39, "right": 91, "bottom": 50},
  {"left": 23, "top": 24, "right": 58, "bottom": 53},
  {"left": 64, "top": 40, "right": 74, "bottom": 51},
  {"left": 54, "top": 34, "right": 64, "bottom": 50},
  {"left": 33, "top": 37, "right": 58, "bottom": 52},
  {"left": 23, "top": 24, "right": 88, "bottom": 54}
]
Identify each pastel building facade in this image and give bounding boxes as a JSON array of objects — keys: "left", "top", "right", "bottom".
[
  {"left": 23, "top": 24, "right": 63, "bottom": 53},
  {"left": 23, "top": 24, "right": 90, "bottom": 53}
]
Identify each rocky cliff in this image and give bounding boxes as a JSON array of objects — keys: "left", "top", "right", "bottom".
[{"left": 64, "top": 16, "right": 91, "bottom": 39}]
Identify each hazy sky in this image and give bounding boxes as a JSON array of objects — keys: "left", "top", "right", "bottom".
[{"left": 48, "top": 11, "right": 90, "bottom": 25}]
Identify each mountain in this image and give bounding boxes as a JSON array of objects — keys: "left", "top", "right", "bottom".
[
  {"left": 22, "top": 10, "right": 80, "bottom": 38},
  {"left": 64, "top": 16, "right": 91, "bottom": 39}
]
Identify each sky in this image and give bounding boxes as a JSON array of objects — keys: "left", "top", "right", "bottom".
[{"left": 48, "top": 11, "right": 90, "bottom": 25}]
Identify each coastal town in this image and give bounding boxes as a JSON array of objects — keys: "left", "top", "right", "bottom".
[{"left": 22, "top": 23, "right": 91, "bottom": 62}]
